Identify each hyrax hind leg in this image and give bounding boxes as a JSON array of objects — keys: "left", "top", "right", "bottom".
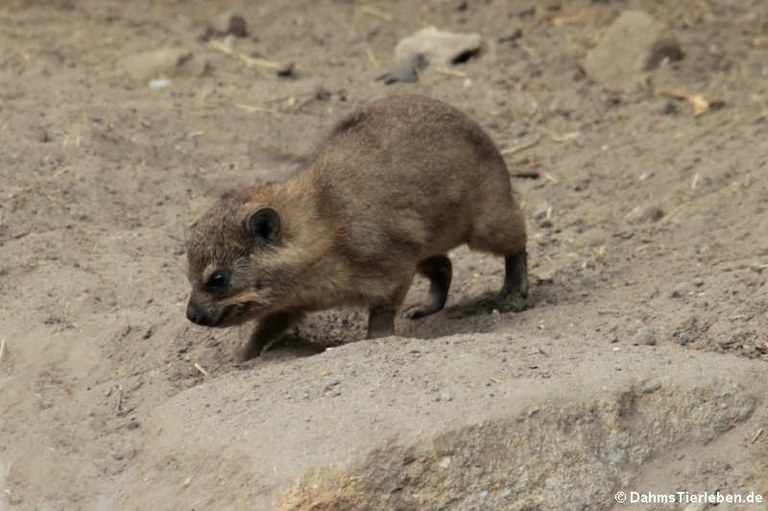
[
  {"left": 501, "top": 251, "right": 528, "bottom": 301},
  {"left": 402, "top": 255, "right": 452, "bottom": 320},
  {"left": 468, "top": 196, "right": 529, "bottom": 303}
]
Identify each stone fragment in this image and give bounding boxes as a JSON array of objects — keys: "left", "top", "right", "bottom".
[
  {"left": 394, "top": 26, "right": 483, "bottom": 66},
  {"left": 625, "top": 204, "right": 664, "bottom": 225}
]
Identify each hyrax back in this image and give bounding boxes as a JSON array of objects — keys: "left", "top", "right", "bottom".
[{"left": 186, "top": 94, "right": 527, "bottom": 358}]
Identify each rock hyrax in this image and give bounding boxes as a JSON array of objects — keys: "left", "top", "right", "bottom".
[{"left": 186, "top": 94, "right": 528, "bottom": 358}]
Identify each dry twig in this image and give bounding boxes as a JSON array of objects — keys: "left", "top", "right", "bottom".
[
  {"left": 360, "top": 5, "right": 392, "bottom": 21},
  {"left": 207, "top": 39, "right": 290, "bottom": 73},
  {"left": 541, "top": 171, "right": 559, "bottom": 183},
  {"left": 550, "top": 131, "right": 581, "bottom": 143},
  {"left": 194, "top": 362, "right": 210, "bottom": 377},
  {"left": 501, "top": 137, "right": 540, "bottom": 156},
  {"left": 509, "top": 169, "right": 541, "bottom": 179},
  {"left": 434, "top": 66, "right": 467, "bottom": 78}
]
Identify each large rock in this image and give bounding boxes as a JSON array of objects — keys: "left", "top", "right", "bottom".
[
  {"left": 583, "top": 11, "right": 683, "bottom": 91},
  {"left": 394, "top": 26, "right": 483, "bottom": 66},
  {"left": 114, "top": 334, "right": 767, "bottom": 510}
]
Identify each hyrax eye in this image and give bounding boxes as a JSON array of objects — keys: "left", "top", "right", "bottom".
[{"left": 207, "top": 271, "right": 229, "bottom": 290}]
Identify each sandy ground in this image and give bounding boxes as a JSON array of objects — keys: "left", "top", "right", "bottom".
[{"left": 0, "top": 0, "right": 766, "bottom": 509}]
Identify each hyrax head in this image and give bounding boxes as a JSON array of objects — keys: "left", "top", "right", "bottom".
[{"left": 185, "top": 192, "right": 283, "bottom": 328}]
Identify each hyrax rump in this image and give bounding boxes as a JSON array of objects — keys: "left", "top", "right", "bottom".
[{"left": 186, "top": 94, "right": 528, "bottom": 358}]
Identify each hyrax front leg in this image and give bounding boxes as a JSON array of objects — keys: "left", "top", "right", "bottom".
[
  {"left": 243, "top": 310, "right": 305, "bottom": 359},
  {"left": 403, "top": 255, "right": 452, "bottom": 320},
  {"left": 500, "top": 250, "right": 528, "bottom": 302}
]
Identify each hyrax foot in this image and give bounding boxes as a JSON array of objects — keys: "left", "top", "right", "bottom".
[
  {"left": 499, "top": 251, "right": 528, "bottom": 302},
  {"left": 403, "top": 255, "right": 452, "bottom": 320}
]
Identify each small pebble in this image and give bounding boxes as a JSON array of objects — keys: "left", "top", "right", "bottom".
[
  {"left": 661, "top": 100, "right": 679, "bottom": 115},
  {"left": 376, "top": 54, "right": 428, "bottom": 84},
  {"left": 638, "top": 171, "right": 654, "bottom": 181},
  {"left": 204, "top": 11, "right": 248, "bottom": 39},
  {"left": 625, "top": 204, "right": 664, "bottom": 225},
  {"left": 149, "top": 78, "right": 172, "bottom": 89},
  {"left": 532, "top": 201, "right": 552, "bottom": 228},
  {"left": 641, "top": 381, "right": 662, "bottom": 394},
  {"left": 678, "top": 331, "right": 695, "bottom": 346},
  {"left": 670, "top": 282, "right": 692, "bottom": 298},
  {"left": 635, "top": 326, "right": 658, "bottom": 346},
  {"left": 498, "top": 28, "right": 523, "bottom": 43}
]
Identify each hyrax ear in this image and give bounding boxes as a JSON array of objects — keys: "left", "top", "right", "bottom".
[{"left": 244, "top": 207, "right": 281, "bottom": 244}]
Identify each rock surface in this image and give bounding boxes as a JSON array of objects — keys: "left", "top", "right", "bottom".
[{"left": 118, "top": 334, "right": 766, "bottom": 510}]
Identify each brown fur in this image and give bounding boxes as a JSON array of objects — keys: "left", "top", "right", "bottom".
[{"left": 186, "top": 95, "right": 528, "bottom": 358}]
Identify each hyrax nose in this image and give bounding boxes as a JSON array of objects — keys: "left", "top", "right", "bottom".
[{"left": 186, "top": 304, "right": 208, "bottom": 326}]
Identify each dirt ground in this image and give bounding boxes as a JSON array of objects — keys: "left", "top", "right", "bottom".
[{"left": 0, "top": 0, "right": 766, "bottom": 509}]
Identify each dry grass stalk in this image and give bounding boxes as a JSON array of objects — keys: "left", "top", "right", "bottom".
[
  {"left": 542, "top": 171, "right": 558, "bottom": 183},
  {"left": 519, "top": 42, "right": 541, "bottom": 62},
  {"left": 208, "top": 39, "right": 288, "bottom": 72},
  {"left": 115, "top": 385, "right": 124, "bottom": 414},
  {"left": 365, "top": 47, "right": 378, "bottom": 66},
  {"left": 623, "top": 206, "right": 640, "bottom": 222},
  {"left": 501, "top": 137, "right": 540, "bottom": 156},
  {"left": 235, "top": 104, "right": 279, "bottom": 114},
  {"left": 0, "top": 338, "right": 5, "bottom": 364},
  {"left": 360, "top": 5, "right": 392, "bottom": 21},
  {"left": 658, "top": 181, "right": 731, "bottom": 228},
  {"left": 194, "top": 362, "right": 210, "bottom": 377},
  {"left": 201, "top": 91, "right": 321, "bottom": 115},
  {"left": 550, "top": 10, "right": 587, "bottom": 26},
  {"left": 550, "top": 131, "right": 580, "bottom": 143},
  {"left": 691, "top": 173, "right": 700, "bottom": 190},
  {"left": 434, "top": 66, "right": 467, "bottom": 78},
  {"left": 10, "top": 185, "right": 66, "bottom": 209}
]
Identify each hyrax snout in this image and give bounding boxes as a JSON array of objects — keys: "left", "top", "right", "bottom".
[{"left": 186, "top": 94, "right": 528, "bottom": 358}]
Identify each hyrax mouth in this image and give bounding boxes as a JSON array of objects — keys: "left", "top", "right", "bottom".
[{"left": 212, "top": 304, "right": 246, "bottom": 327}]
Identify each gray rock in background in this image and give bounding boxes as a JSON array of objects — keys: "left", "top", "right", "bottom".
[{"left": 582, "top": 11, "right": 683, "bottom": 91}]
